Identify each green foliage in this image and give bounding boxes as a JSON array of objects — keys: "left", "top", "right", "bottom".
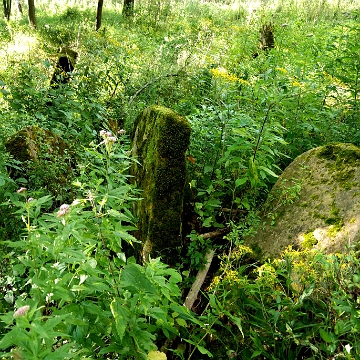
[
  {"left": 206, "top": 246, "right": 360, "bottom": 359},
  {"left": 187, "top": 93, "right": 285, "bottom": 230},
  {"left": 0, "top": 136, "right": 202, "bottom": 359},
  {"left": 0, "top": 0, "right": 359, "bottom": 358}
]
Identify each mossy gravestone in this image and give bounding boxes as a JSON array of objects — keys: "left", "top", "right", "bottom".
[
  {"left": 5, "top": 126, "right": 73, "bottom": 198},
  {"left": 245, "top": 143, "right": 360, "bottom": 258},
  {"left": 131, "top": 106, "right": 191, "bottom": 264},
  {"left": 50, "top": 47, "right": 78, "bottom": 88}
]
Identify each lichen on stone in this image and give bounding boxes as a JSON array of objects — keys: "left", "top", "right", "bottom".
[{"left": 244, "top": 143, "right": 360, "bottom": 258}]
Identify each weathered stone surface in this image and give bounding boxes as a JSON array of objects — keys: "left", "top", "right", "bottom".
[
  {"left": 130, "top": 105, "right": 191, "bottom": 263},
  {"left": 245, "top": 143, "right": 360, "bottom": 258},
  {"left": 5, "top": 126, "right": 73, "bottom": 197}
]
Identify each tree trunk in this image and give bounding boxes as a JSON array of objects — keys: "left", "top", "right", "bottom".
[
  {"left": 122, "top": 0, "right": 134, "bottom": 17},
  {"left": 95, "top": 0, "right": 103, "bottom": 31},
  {"left": 27, "top": 0, "right": 36, "bottom": 28},
  {"left": 3, "top": 0, "right": 11, "bottom": 21},
  {"left": 15, "top": 0, "right": 22, "bottom": 15}
]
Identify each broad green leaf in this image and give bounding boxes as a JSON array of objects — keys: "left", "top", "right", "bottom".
[
  {"left": 251, "top": 350, "right": 263, "bottom": 358},
  {"left": 228, "top": 313, "right": 243, "bottom": 337},
  {"left": 0, "top": 329, "right": 31, "bottom": 349},
  {"left": 122, "top": 263, "right": 157, "bottom": 294},
  {"left": 235, "top": 178, "right": 247, "bottom": 187},
  {"left": 202, "top": 217, "right": 213, "bottom": 228},
  {"left": 197, "top": 345, "right": 212, "bottom": 356},
  {"left": 110, "top": 299, "right": 129, "bottom": 342},
  {"left": 258, "top": 165, "right": 278, "bottom": 178},
  {"left": 241, "top": 197, "right": 250, "bottom": 210},
  {"left": 334, "top": 320, "right": 351, "bottom": 336},
  {"left": 44, "top": 343, "right": 74, "bottom": 360},
  {"left": 176, "top": 318, "right": 187, "bottom": 327},
  {"left": 147, "top": 351, "right": 167, "bottom": 360},
  {"left": 319, "top": 328, "right": 333, "bottom": 343}
]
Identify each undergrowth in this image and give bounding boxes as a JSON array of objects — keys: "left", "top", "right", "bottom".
[{"left": 0, "top": 0, "right": 359, "bottom": 358}]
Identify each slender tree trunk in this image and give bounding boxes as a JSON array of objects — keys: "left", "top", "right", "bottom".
[
  {"left": 3, "top": 0, "right": 11, "bottom": 21},
  {"left": 27, "top": 0, "right": 36, "bottom": 28},
  {"left": 16, "top": 0, "right": 22, "bottom": 15},
  {"left": 122, "top": 0, "right": 134, "bottom": 17},
  {"left": 95, "top": 0, "right": 103, "bottom": 31}
]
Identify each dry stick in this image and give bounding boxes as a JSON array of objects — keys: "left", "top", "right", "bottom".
[
  {"left": 184, "top": 249, "right": 215, "bottom": 310},
  {"left": 160, "top": 228, "right": 229, "bottom": 353},
  {"left": 183, "top": 228, "right": 229, "bottom": 310},
  {"left": 76, "top": 24, "right": 82, "bottom": 49},
  {"left": 127, "top": 33, "right": 212, "bottom": 108},
  {"left": 161, "top": 249, "right": 216, "bottom": 353},
  {"left": 127, "top": 42, "right": 198, "bottom": 108},
  {"left": 200, "top": 227, "right": 230, "bottom": 240}
]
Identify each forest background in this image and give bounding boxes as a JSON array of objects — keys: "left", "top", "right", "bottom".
[{"left": 0, "top": 0, "right": 359, "bottom": 359}]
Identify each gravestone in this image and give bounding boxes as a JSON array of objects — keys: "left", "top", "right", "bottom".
[
  {"left": 50, "top": 47, "right": 78, "bottom": 88},
  {"left": 245, "top": 143, "right": 360, "bottom": 258},
  {"left": 130, "top": 105, "right": 191, "bottom": 264},
  {"left": 5, "top": 126, "right": 73, "bottom": 199},
  {"left": 259, "top": 23, "right": 275, "bottom": 51}
]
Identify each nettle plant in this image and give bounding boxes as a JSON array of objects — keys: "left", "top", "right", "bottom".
[{"left": 0, "top": 130, "right": 200, "bottom": 359}]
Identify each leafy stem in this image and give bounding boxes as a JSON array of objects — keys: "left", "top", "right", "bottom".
[{"left": 253, "top": 103, "right": 274, "bottom": 163}]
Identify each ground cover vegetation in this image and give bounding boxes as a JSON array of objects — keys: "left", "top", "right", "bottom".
[{"left": 0, "top": 0, "right": 359, "bottom": 358}]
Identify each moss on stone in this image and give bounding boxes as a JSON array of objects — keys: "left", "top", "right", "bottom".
[
  {"left": 5, "top": 126, "right": 69, "bottom": 162},
  {"left": 317, "top": 143, "right": 360, "bottom": 190},
  {"left": 245, "top": 143, "right": 360, "bottom": 258},
  {"left": 131, "top": 106, "right": 191, "bottom": 264},
  {"left": 5, "top": 126, "right": 73, "bottom": 199}
]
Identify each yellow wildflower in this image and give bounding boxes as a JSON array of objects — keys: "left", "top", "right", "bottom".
[
  {"left": 275, "top": 67, "right": 288, "bottom": 74},
  {"left": 210, "top": 67, "right": 250, "bottom": 85},
  {"left": 291, "top": 81, "right": 303, "bottom": 87}
]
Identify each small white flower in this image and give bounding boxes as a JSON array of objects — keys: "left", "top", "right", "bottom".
[
  {"left": 17, "top": 187, "right": 27, "bottom": 194},
  {"left": 345, "top": 344, "right": 352, "bottom": 354},
  {"left": 14, "top": 305, "right": 30, "bottom": 318},
  {"left": 107, "top": 136, "right": 117, "bottom": 143},
  {"left": 118, "top": 129, "right": 126, "bottom": 135},
  {"left": 57, "top": 204, "right": 70, "bottom": 217},
  {"left": 60, "top": 204, "right": 70, "bottom": 211}
]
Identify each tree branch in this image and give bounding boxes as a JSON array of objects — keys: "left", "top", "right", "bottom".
[
  {"left": 184, "top": 249, "right": 215, "bottom": 310},
  {"left": 127, "top": 73, "right": 180, "bottom": 107}
]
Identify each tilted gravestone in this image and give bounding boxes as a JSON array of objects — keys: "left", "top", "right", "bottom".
[
  {"left": 245, "top": 143, "right": 360, "bottom": 258},
  {"left": 130, "top": 105, "right": 191, "bottom": 264},
  {"left": 50, "top": 47, "right": 78, "bottom": 88}
]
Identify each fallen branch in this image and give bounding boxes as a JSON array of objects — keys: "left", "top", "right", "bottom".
[
  {"left": 183, "top": 228, "right": 229, "bottom": 310},
  {"left": 200, "top": 227, "right": 230, "bottom": 240},
  {"left": 184, "top": 249, "right": 215, "bottom": 310}
]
